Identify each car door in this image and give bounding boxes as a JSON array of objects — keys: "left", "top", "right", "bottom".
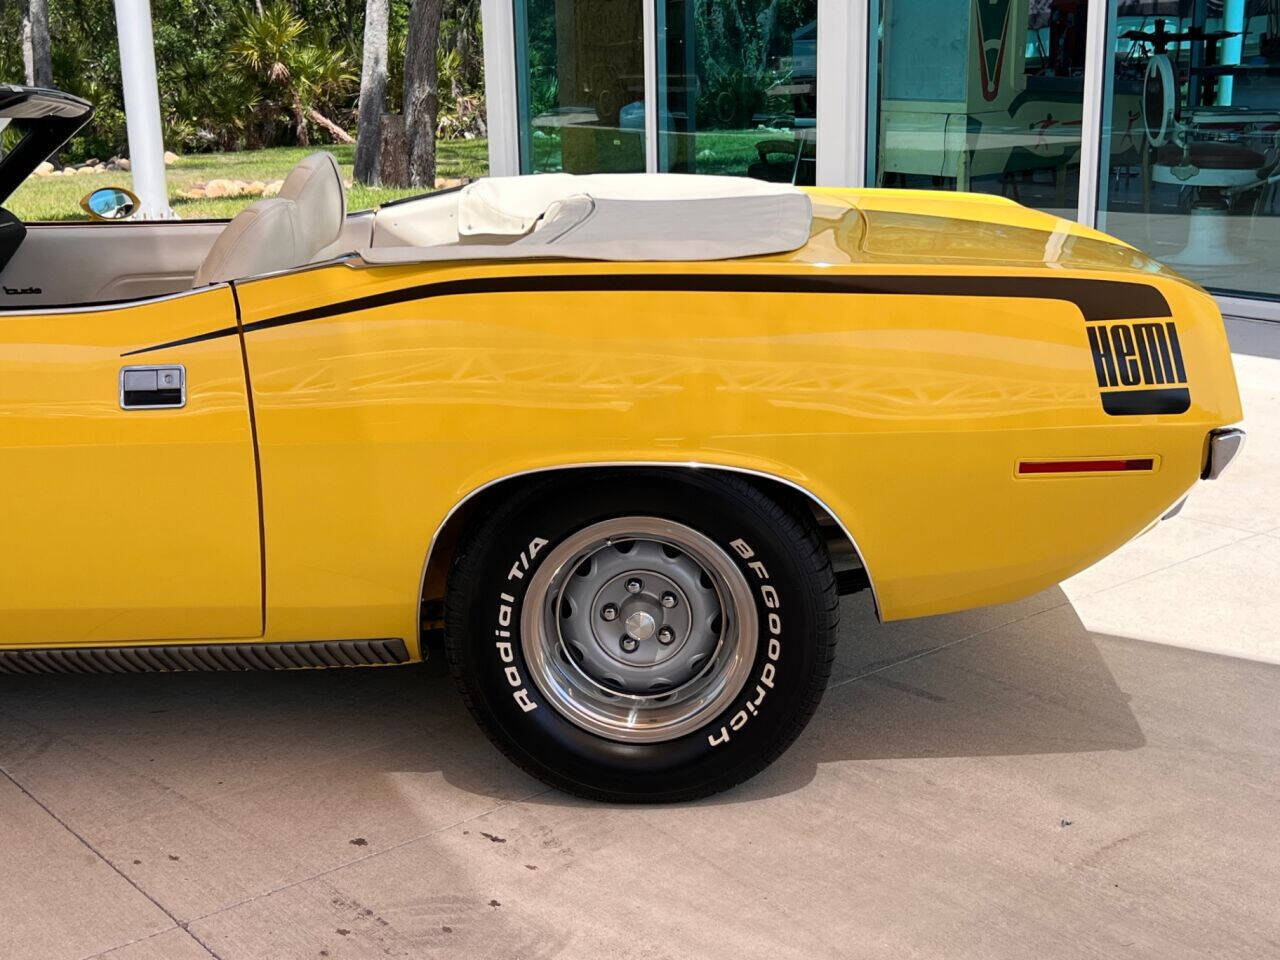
[
  {"left": 0, "top": 284, "right": 262, "bottom": 646},
  {"left": 0, "top": 211, "right": 374, "bottom": 308},
  {"left": 0, "top": 219, "right": 228, "bottom": 306}
]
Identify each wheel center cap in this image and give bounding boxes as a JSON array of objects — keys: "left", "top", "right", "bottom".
[{"left": 624, "top": 609, "right": 657, "bottom": 642}]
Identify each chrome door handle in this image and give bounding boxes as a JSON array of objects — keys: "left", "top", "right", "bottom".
[{"left": 120, "top": 364, "right": 186, "bottom": 409}]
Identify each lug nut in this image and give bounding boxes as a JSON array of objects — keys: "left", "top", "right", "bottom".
[
  {"left": 601, "top": 604, "right": 618, "bottom": 621},
  {"left": 620, "top": 636, "right": 639, "bottom": 653},
  {"left": 625, "top": 578, "right": 643, "bottom": 594},
  {"left": 657, "top": 626, "right": 675, "bottom": 645},
  {"left": 660, "top": 592, "right": 677, "bottom": 608}
]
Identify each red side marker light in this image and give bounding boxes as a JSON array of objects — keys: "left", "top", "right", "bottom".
[{"left": 1018, "top": 458, "right": 1155, "bottom": 475}]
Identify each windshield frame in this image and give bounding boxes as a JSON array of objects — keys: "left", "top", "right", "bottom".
[{"left": 0, "top": 86, "right": 93, "bottom": 207}]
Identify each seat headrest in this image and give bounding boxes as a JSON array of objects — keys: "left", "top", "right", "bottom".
[
  {"left": 279, "top": 151, "right": 346, "bottom": 244},
  {"left": 192, "top": 151, "right": 345, "bottom": 286}
]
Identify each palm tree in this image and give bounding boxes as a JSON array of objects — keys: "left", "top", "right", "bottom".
[
  {"left": 291, "top": 43, "right": 357, "bottom": 144},
  {"left": 445, "top": 0, "right": 483, "bottom": 101},
  {"left": 354, "top": 0, "right": 389, "bottom": 184},
  {"left": 231, "top": 4, "right": 355, "bottom": 147},
  {"left": 231, "top": 4, "right": 307, "bottom": 143}
]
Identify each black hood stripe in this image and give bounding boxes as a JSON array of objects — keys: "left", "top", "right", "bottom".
[{"left": 120, "top": 272, "right": 1171, "bottom": 357}]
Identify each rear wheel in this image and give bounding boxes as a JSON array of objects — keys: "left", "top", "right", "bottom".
[{"left": 444, "top": 471, "right": 839, "bottom": 802}]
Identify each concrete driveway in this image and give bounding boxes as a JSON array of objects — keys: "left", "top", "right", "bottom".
[{"left": 3, "top": 320, "right": 1277, "bottom": 960}]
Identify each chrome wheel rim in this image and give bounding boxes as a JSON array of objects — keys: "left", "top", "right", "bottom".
[{"left": 521, "top": 517, "right": 758, "bottom": 743}]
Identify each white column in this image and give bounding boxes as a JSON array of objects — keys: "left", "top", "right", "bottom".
[
  {"left": 1075, "top": 0, "right": 1112, "bottom": 227},
  {"left": 113, "top": 0, "right": 175, "bottom": 219},
  {"left": 642, "top": 0, "right": 659, "bottom": 173},
  {"left": 816, "top": 0, "right": 867, "bottom": 187},
  {"left": 481, "top": 0, "right": 521, "bottom": 176}
]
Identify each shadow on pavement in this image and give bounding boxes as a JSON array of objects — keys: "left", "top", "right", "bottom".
[
  {"left": 0, "top": 587, "right": 1143, "bottom": 808},
  {"left": 725, "top": 588, "right": 1147, "bottom": 802}
]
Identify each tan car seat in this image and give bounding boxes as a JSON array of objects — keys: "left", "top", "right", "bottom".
[{"left": 192, "top": 151, "right": 346, "bottom": 286}]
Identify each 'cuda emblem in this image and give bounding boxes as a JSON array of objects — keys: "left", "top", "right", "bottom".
[{"left": 1087, "top": 320, "right": 1190, "bottom": 415}]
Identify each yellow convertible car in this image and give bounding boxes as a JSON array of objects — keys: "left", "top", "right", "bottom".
[{"left": 0, "top": 87, "right": 1244, "bottom": 801}]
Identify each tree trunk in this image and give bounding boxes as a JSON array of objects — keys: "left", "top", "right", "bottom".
[
  {"left": 20, "top": 0, "right": 53, "bottom": 88},
  {"left": 450, "top": 24, "right": 465, "bottom": 101},
  {"left": 354, "top": 0, "right": 389, "bottom": 184},
  {"left": 378, "top": 113, "right": 409, "bottom": 188},
  {"left": 292, "top": 93, "right": 310, "bottom": 147},
  {"left": 309, "top": 109, "right": 355, "bottom": 144},
  {"left": 402, "top": 0, "right": 445, "bottom": 188}
]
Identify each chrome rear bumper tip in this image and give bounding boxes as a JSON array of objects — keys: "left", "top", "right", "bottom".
[{"left": 1203, "top": 427, "right": 1246, "bottom": 480}]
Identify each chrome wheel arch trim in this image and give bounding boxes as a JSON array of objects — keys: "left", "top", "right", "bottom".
[{"left": 418, "top": 460, "right": 882, "bottom": 628}]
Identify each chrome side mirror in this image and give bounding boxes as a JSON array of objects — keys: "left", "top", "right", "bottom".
[{"left": 80, "top": 186, "right": 140, "bottom": 221}]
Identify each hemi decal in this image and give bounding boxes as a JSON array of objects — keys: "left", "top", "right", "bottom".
[
  {"left": 1086, "top": 319, "right": 1190, "bottom": 416},
  {"left": 122, "top": 273, "right": 1171, "bottom": 356}
]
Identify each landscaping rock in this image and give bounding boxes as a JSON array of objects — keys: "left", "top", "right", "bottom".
[
  {"left": 116, "top": 158, "right": 131, "bottom": 170},
  {"left": 180, "top": 178, "right": 277, "bottom": 201},
  {"left": 34, "top": 161, "right": 54, "bottom": 176},
  {"left": 163, "top": 151, "right": 179, "bottom": 165}
]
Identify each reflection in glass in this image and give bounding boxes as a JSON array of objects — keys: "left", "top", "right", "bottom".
[
  {"left": 515, "top": 0, "right": 647, "bottom": 174},
  {"left": 868, "top": 0, "right": 1092, "bottom": 218},
  {"left": 656, "top": 1, "right": 817, "bottom": 183},
  {"left": 1098, "top": 1, "right": 1280, "bottom": 300}
]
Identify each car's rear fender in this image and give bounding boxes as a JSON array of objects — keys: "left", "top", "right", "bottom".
[
  {"left": 232, "top": 259, "right": 1242, "bottom": 645},
  {"left": 418, "top": 462, "right": 882, "bottom": 633}
]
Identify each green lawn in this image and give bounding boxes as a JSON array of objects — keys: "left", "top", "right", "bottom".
[
  {"left": 7, "top": 139, "right": 490, "bottom": 222},
  {"left": 526, "top": 127, "right": 794, "bottom": 178}
]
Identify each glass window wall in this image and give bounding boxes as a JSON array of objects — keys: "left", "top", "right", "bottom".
[
  {"left": 868, "top": 0, "right": 1094, "bottom": 219},
  {"left": 656, "top": 0, "right": 817, "bottom": 182},
  {"left": 515, "top": 0, "right": 647, "bottom": 174},
  {"left": 1098, "top": 0, "right": 1280, "bottom": 300},
  {"left": 503, "top": 0, "right": 1279, "bottom": 311}
]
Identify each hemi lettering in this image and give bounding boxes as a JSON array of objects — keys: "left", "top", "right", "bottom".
[
  {"left": 1087, "top": 325, "right": 1116, "bottom": 388},
  {"left": 1166, "top": 321, "right": 1187, "bottom": 382},
  {"left": 1112, "top": 324, "right": 1140, "bottom": 386},
  {"left": 1132, "top": 322, "right": 1186, "bottom": 385},
  {"left": 1088, "top": 321, "right": 1187, "bottom": 389}
]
